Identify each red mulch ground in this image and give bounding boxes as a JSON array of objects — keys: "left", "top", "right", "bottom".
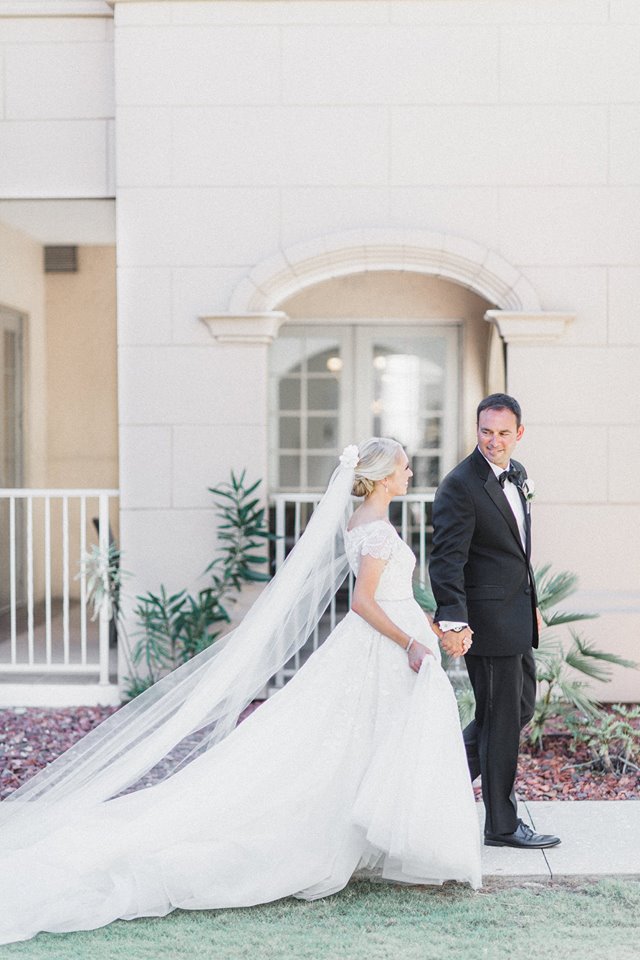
[
  {"left": 494, "top": 736, "right": 638, "bottom": 802},
  {"left": 0, "top": 704, "right": 638, "bottom": 802}
]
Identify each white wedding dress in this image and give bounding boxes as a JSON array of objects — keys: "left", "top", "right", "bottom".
[{"left": 0, "top": 520, "right": 481, "bottom": 945}]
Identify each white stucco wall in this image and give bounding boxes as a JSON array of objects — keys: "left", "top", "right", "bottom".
[
  {"left": 0, "top": 10, "right": 114, "bottom": 198},
  {"left": 2, "top": 1, "right": 638, "bottom": 698},
  {"left": 111, "top": 0, "right": 640, "bottom": 700}
]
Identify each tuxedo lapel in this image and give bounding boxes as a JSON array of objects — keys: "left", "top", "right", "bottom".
[
  {"left": 471, "top": 448, "right": 525, "bottom": 555},
  {"left": 517, "top": 486, "right": 532, "bottom": 564}
]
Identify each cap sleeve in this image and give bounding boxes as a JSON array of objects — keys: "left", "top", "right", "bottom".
[{"left": 359, "top": 523, "right": 397, "bottom": 562}]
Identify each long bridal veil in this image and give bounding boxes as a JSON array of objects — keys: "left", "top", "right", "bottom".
[{"left": 0, "top": 446, "right": 361, "bottom": 848}]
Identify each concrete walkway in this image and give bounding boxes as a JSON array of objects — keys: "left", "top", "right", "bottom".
[{"left": 479, "top": 801, "right": 640, "bottom": 880}]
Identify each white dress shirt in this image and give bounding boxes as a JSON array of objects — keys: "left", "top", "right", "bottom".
[
  {"left": 437, "top": 450, "right": 526, "bottom": 632},
  {"left": 485, "top": 456, "right": 526, "bottom": 551}
]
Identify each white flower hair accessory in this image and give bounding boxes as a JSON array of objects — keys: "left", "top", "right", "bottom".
[{"left": 339, "top": 444, "right": 360, "bottom": 470}]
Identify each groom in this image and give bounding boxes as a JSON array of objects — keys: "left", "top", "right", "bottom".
[{"left": 429, "top": 393, "right": 560, "bottom": 849}]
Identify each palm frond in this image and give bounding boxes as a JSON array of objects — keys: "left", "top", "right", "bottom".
[
  {"left": 564, "top": 648, "right": 615, "bottom": 683},
  {"left": 571, "top": 631, "right": 639, "bottom": 671},
  {"left": 534, "top": 564, "right": 579, "bottom": 610},
  {"left": 455, "top": 685, "right": 476, "bottom": 729},
  {"left": 554, "top": 677, "right": 601, "bottom": 716},
  {"left": 543, "top": 610, "right": 598, "bottom": 627}
]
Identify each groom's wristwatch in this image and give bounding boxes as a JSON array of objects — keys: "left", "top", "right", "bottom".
[{"left": 449, "top": 625, "right": 467, "bottom": 633}]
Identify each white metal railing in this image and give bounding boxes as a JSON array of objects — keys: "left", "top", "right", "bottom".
[
  {"left": 270, "top": 492, "right": 435, "bottom": 687},
  {"left": 0, "top": 489, "right": 119, "bottom": 685}
]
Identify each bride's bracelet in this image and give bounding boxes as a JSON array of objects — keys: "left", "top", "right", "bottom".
[{"left": 405, "top": 637, "right": 416, "bottom": 655}]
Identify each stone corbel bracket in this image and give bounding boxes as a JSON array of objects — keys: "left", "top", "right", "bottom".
[
  {"left": 199, "top": 312, "right": 288, "bottom": 345},
  {"left": 485, "top": 310, "right": 575, "bottom": 344}
]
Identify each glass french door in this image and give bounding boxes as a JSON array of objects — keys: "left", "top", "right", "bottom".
[
  {"left": 268, "top": 323, "right": 459, "bottom": 491},
  {"left": 0, "top": 309, "right": 24, "bottom": 613}
]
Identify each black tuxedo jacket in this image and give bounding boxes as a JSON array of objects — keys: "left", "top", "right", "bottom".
[{"left": 429, "top": 447, "right": 538, "bottom": 657}]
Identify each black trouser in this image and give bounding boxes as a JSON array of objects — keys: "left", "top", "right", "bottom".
[{"left": 463, "top": 650, "right": 537, "bottom": 836}]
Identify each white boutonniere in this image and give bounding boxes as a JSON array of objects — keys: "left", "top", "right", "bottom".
[{"left": 520, "top": 478, "right": 535, "bottom": 502}]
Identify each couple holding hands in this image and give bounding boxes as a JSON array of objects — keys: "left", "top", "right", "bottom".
[{"left": 0, "top": 392, "right": 558, "bottom": 945}]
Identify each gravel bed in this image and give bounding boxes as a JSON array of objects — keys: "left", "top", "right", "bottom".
[{"left": 0, "top": 704, "right": 638, "bottom": 802}]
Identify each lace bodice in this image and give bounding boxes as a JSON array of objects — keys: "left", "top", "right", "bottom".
[{"left": 344, "top": 521, "right": 416, "bottom": 601}]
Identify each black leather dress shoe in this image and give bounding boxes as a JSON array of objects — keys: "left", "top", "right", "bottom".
[{"left": 484, "top": 820, "right": 561, "bottom": 849}]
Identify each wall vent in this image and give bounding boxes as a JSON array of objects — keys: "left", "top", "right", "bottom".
[{"left": 44, "top": 246, "right": 78, "bottom": 273}]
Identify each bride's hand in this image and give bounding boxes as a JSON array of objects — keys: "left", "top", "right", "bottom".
[{"left": 406, "top": 639, "right": 433, "bottom": 674}]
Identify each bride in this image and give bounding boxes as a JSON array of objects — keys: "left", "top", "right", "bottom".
[{"left": 0, "top": 438, "right": 481, "bottom": 945}]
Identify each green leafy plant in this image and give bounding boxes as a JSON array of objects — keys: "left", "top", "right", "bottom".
[
  {"left": 565, "top": 705, "right": 640, "bottom": 775},
  {"left": 529, "top": 631, "right": 637, "bottom": 748},
  {"left": 80, "top": 541, "right": 125, "bottom": 623},
  {"left": 80, "top": 540, "right": 143, "bottom": 690},
  {"left": 415, "top": 565, "right": 638, "bottom": 742},
  {"left": 535, "top": 563, "right": 598, "bottom": 628},
  {"left": 125, "top": 471, "right": 272, "bottom": 698},
  {"left": 528, "top": 564, "right": 638, "bottom": 748}
]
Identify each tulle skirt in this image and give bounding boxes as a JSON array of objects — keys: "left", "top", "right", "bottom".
[{"left": 0, "top": 599, "right": 481, "bottom": 944}]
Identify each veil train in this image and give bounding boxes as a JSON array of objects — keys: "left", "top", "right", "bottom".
[{"left": 0, "top": 446, "right": 360, "bottom": 848}]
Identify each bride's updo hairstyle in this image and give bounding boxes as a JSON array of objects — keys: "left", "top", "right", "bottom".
[{"left": 352, "top": 437, "right": 403, "bottom": 497}]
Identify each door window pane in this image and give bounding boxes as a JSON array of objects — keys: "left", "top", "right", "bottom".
[
  {"left": 279, "top": 455, "right": 301, "bottom": 488},
  {"left": 372, "top": 339, "right": 446, "bottom": 452},
  {"left": 365, "top": 330, "right": 456, "bottom": 487},
  {"left": 307, "top": 378, "right": 339, "bottom": 411},
  {"left": 411, "top": 455, "right": 441, "bottom": 489},
  {"left": 421, "top": 416, "right": 442, "bottom": 450},
  {"left": 307, "top": 416, "right": 338, "bottom": 449},
  {"left": 278, "top": 378, "right": 301, "bottom": 410},
  {"left": 279, "top": 417, "right": 301, "bottom": 449}
]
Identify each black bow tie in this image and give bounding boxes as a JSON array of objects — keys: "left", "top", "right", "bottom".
[{"left": 498, "top": 468, "right": 521, "bottom": 488}]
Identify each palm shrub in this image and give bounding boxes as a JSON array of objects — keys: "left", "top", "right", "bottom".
[
  {"left": 415, "top": 565, "right": 638, "bottom": 743},
  {"left": 529, "top": 564, "right": 638, "bottom": 748},
  {"left": 126, "top": 472, "right": 272, "bottom": 697},
  {"left": 565, "top": 704, "right": 640, "bottom": 775}
]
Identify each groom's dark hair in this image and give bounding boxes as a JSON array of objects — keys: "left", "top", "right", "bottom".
[{"left": 476, "top": 393, "right": 522, "bottom": 428}]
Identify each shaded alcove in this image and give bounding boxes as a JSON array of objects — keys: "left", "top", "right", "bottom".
[{"left": 278, "top": 270, "right": 503, "bottom": 457}]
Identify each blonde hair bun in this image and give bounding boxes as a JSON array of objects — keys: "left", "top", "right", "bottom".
[
  {"left": 352, "top": 476, "right": 376, "bottom": 498},
  {"left": 351, "top": 437, "right": 403, "bottom": 497}
]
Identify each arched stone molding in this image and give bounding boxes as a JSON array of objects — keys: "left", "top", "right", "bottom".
[{"left": 227, "top": 229, "right": 542, "bottom": 316}]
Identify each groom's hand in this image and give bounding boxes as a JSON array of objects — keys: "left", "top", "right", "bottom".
[{"left": 440, "top": 627, "right": 473, "bottom": 658}]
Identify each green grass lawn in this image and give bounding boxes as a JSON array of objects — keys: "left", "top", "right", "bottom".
[{"left": 4, "top": 879, "right": 639, "bottom": 960}]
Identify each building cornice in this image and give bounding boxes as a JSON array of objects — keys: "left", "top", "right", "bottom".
[
  {"left": 199, "top": 312, "right": 287, "bottom": 345},
  {"left": 484, "top": 310, "right": 575, "bottom": 344}
]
